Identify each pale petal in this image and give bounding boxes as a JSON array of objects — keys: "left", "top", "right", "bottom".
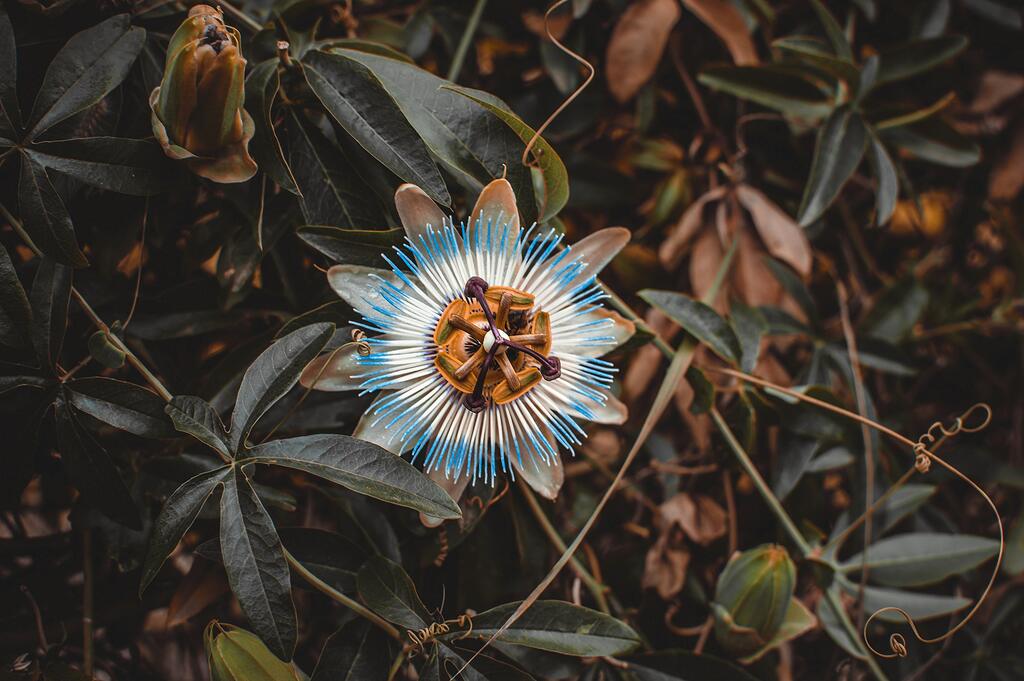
[
  {"left": 586, "top": 391, "right": 628, "bottom": 425},
  {"left": 395, "top": 183, "right": 447, "bottom": 243},
  {"left": 553, "top": 307, "right": 635, "bottom": 358},
  {"left": 563, "top": 226, "right": 631, "bottom": 285},
  {"left": 327, "top": 264, "right": 410, "bottom": 321},
  {"left": 511, "top": 431, "right": 564, "bottom": 500},
  {"left": 352, "top": 394, "right": 406, "bottom": 454},
  {"left": 735, "top": 184, "right": 812, "bottom": 277},
  {"left": 470, "top": 178, "right": 520, "bottom": 234},
  {"left": 299, "top": 344, "right": 365, "bottom": 392},
  {"left": 419, "top": 466, "right": 471, "bottom": 528}
]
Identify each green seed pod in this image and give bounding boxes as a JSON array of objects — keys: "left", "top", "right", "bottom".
[
  {"left": 204, "top": 621, "right": 300, "bottom": 681},
  {"left": 150, "top": 5, "right": 256, "bottom": 183},
  {"left": 711, "top": 543, "right": 796, "bottom": 657}
]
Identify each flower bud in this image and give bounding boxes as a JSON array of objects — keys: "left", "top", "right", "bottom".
[
  {"left": 150, "top": 5, "right": 257, "bottom": 183},
  {"left": 711, "top": 544, "right": 796, "bottom": 657},
  {"left": 204, "top": 621, "right": 299, "bottom": 681}
]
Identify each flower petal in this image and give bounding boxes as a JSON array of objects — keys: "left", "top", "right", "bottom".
[
  {"left": 299, "top": 344, "right": 364, "bottom": 392},
  {"left": 352, "top": 394, "right": 405, "bottom": 454},
  {"left": 511, "top": 430, "right": 564, "bottom": 500},
  {"left": 558, "top": 227, "right": 631, "bottom": 291},
  {"left": 586, "top": 391, "right": 628, "bottom": 425},
  {"left": 327, "top": 264, "right": 410, "bottom": 322},
  {"left": 395, "top": 183, "right": 447, "bottom": 243},
  {"left": 470, "top": 178, "right": 520, "bottom": 234},
  {"left": 553, "top": 306, "right": 635, "bottom": 357},
  {"left": 419, "top": 466, "right": 470, "bottom": 528}
]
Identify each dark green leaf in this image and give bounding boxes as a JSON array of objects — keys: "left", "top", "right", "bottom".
[
  {"left": 867, "top": 134, "right": 898, "bottom": 225},
  {"left": 0, "top": 242, "right": 31, "bottom": 348},
  {"left": 639, "top": 290, "right": 741, "bottom": 364},
  {"left": 229, "top": 322, "right": 334, "bottom": 452},
  {"left": 56, "top": 398, "right": 139, "bottom": 528},
  {"left": 0, "top": 4, "right": 19, "bottom": 138},
  {"left": 838, "top": 578, "right": 970, "bottom": 621},
  {"left": 281, "top": 527, "right": 366, "bottom": 594},
  {"left": 876, "top": 35, "right": 968, "bottom": 85},
  {"left": 698, "top": 65, "right": 833, "bottom": 119},
  {"left": 356, "top": 555, "right": 431, "bottom": 629},
  {"left": 27, "top": 138, "right": 172, "bottom": 196},
  {"left": 685, "top": 366, "right": 714, "bottom": 414},
  {"left": 139, "top": 466, "right": 229, "bottom": 595},
  {"left": 457, "top": 601, "right": 641, "bottom": 657},
  {"left": 27, "top": 14, "right": 145, "bottom": 139},
  {"left": 285, "top": 109, "right": 383, "bottom": 228},
  {"left": 772, "top": 36, "right": 860, "bottom": 83},
  {"left": 808, "top": 0, "right": 853, "bottom": 60},
  {"left": 860, "top": 275, "right": 929, "bottom": 343},
  {"left": 243, "top": 434, "right": 461, "bottom": 519},
  {"left": 29, "top": 257, "right": 71, "bottom": 374},
  {"left": 297, "top": 225, "right": 405, "bottom": 266},
  {"left": 67, "top": 377, "right": 174, "bottom": 438},
  {"left": 18, "top": 152, "right": 88, "bottom": 267},
  {"left": 445, "top": 85, "right": 569, "bottom": 222},
  {"left": 764, "top": 258, "right": 819, "bottom": 328},
  {"left": 311, "top": 620, "right": 393, "bottom": 681},
  {"left": 334, "top": 49, "right": 541, "bottom": 226},
  {"left": 220, "top": 467, "right": 296, "bottom": 660},
  {"left": 841, "top": 533, "right": 998, "bottom": 587},
  {"left": 879, "top": 117, "right": 980, "bottom": 167},
  {"left": 246, "top": 60, "right": 299, "bottom": 194},
  {"left": 303, "top": 50, "right": 450, "bottom": 206},
  {"left": 730, "top": 300, "right": 766, "bottom": 373},
  {"left": 620, "top": 651, "right": 759, "bottom": 680},
  {"left": 798, "top": 106, "right": 868, "bottom": 226},
  {"left": 0, "top": 374, "right": 51, "bottom": 395},
  {"left": 166, "top": 395, "right": 231, "bottom": 457},
  {"left": 772, "top": 433, "right": 819, "bottom": 501}
]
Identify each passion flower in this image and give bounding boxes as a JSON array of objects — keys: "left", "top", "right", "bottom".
[
  {"left": 150, "top": 5, "right": 256, "bottom": 183},
  {"left": 302, "top": 179, "right": 635, "bottom": 506}
]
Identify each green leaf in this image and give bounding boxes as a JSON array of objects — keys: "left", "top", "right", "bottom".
[
  {"left": 764, "top": 258, "right": 819, "bottom": 328},
  {"left": 29, "top": 257, "right": 71, "bottom": 374},
  {"left": 445, "top": 85, "right": 569, "bottom": 222},
  {"left": 285, "top": 109, "right": 383, "bottom": 228},
  {"left": 0, "top": 3, "right": 20, "bottom": 136},
  {"left": 0, "top": 242, "right": 31, "bottom": 348},
  {"left": 27, "top": 14, "right": 145, "bottom": 139},
  {"left": 166, "top": 395, "right": 232, "bottom": 457},
  {"left": 220, "top": 467, "right": 296, "bottom": 660},
  {"left": 879, "top": 117, "right": 980, "bottom": 167},
  {"left": 808, "top": 0, "right": 853, "bottom": 60},
  {"left": 639, "top": 290, "right": 740, "bottom": 364},
  {"left": 456, "top": 601, "right": 641, "bottom": 657},
  {"left": 860, "top": 275, "right": 929, "bottom": 343},
  {"left": 27, "top": 138, "right": 172, "bottom": 197},
  {"left": 333, "top": 48, "right": 541, "bottom": 226},
  {"left": 841, "top": 533, "right": 998, "bottom": 587},
  {"left": 296, "top": 225, "right": 405, "bottom": 266},
  {"left": 281, "top": 527, "right": 366, "bottom": 594},
  {"left": 311, "top": 620, "right": 393, "bottom": 681},
  {"left": 303, "top": 50, "right": 450, "bottom": 206},
  {"left": 229, "top": 322, "right": 334, "bottom": 452},
  {"left": 685, "top": 365, "right": 715, "bottom": 415},
  {"left": 798, "top": 105, "right": 868, "bottom": 226},
  {"left": 356, "top": 555, "right": 432, "bottom": 629},
  {"left": 698, "top": 65, "right": 833, "bottom": 120},
  {"left": 838, "top": 578, "right": 971, "bottom": 621},
  {"left": 243, "top": 434, "right": 461, "bottom": 519},
  {"left": 139, "top": 466, "right": 229, "bottom": 595},
  {"left": 772, "top": 36, "right": 860, "bottom": 83},
  {"left": 738, "top": 597, "right": 817, "bottom": 664},
  {"left": 816, "top": 591, "right": 864, "bottom": 659},
  {"left": 67, "top": 377, "right": 175, "bottom": 438},
  {"left": 620, "top": 650, "right": 759, "bottom": 680},
  {"left": 772, "top": 433, "right": 819, "bottom": 501},
  {"left": 730, "top": 300, "right": 767, "bottom": 373},
  {"left": 866, "top": 134, "right": 898, "bottom": 225},
  {"left": 246, "top": 60, "right": 298, "bottom": 195},
  {"left": 875, "top": 35, "right": 968, "bottom": 85},
  {"left": 18, "top": 152, "right": 88, "bottom": 267},
  {"left": 56, "top": 398, "right": 139, "bottom": 528}
]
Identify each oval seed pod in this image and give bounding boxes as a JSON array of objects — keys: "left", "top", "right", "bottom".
[
  {"left": 204, "top": 621, "right": 300, "bottom": 681},
  {"left": 711, "top": 543, "right": 796, "bottom": 656}
]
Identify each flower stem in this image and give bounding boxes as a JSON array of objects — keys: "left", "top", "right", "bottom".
[
  {"left": 283, "top": 548, "right": 402, "bottom": 641},
  {"left": 218, "top": 0, "right": 265, "bottom": 33},
  {"left": 447, "top": 0, "right": 488, "bottom": 82}
]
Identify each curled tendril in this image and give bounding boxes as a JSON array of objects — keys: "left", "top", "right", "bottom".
[
  {"left": 864, "top": 402, "right": 1000, "bottom": 659},
  {"left": 406, "top": 614, "right": 474, "bottom": 653},
  {"left": 351, "top": 328, "right": 372, "bottom": 356}
]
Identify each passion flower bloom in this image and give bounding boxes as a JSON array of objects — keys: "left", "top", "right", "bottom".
[
  {"left": 302, "top": 179, "right": 634, "bottom": 506},
  {"left": 149, "top": 5, "right": 257, "bottom": 183}
]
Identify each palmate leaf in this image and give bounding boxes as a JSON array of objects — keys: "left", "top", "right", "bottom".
[
  {"left": 228, "top": 322, "right": 334, "bottom": 452},
  {"left": 875, "top": 35, "right": 969, "bottom": 86},
  {"left": 281, "top": 527, "right": 367, "bottom": 594},
  {"left": 296, "top": 225, "right": 405, "bottom": 266},
  {"left": 866, "top": 133, "right": 898, "bottom": 225},
  {"left": 29, "top": 257, "right": 71, "bottom": 375},
  {"left": 841, "top": 532, "right": 999, "bottom": 587},
  {"left": 879, "top": 117, "right": 980, "bottom": 167},
  {"left": 139, "top": 466, "right": 230, "bottom": 595},
  {"left": 303, "top": 49, "right": 450, "bottom": 206},
  {"left": 837, "top": 578, "right": 971, "bottom": 621},
  {"left": 797, "top": 105, "right": 868, "bottom": 226},
  {"left": 310, "top": 620, "right": 393, "bottom": 681},
  {"left": 455, "top": 601, "right": 641, "bottom": 657},
  {"left": 0, "top": 3, "right": 20, "bottom": 136},
  {"left": 246, "top": 60, "right": 299, "bottom": 194},
  {"left": 166, "top": 395, "right": 231, "bottom": 457},
  {"left": 0, "top": 242, "right": 31, "bottom": 348},
  {"left": 245, "top": 434, "right": 462, "bottom": 518},
  {"left": 639, "top": 290, "right": 741, "bottom": 364},
  {"left": 356, "top": 555, "right": 432, "bottom": 629},
  {"left": 67, "top": 377, "right": 175, "bottom": 438},
  {"left": 220, "top": 467, "right": 297, "bottom": 660},
  {"left": 27, "top": 138, "right": 173, "bottom": 197},
  {"left": 26, "top": 14, "right": 145, "bottom": 140},
  {"left": 18, "top": 152, "right": 88, "bottom": 267},
  {"left": 697, "top": 65, "right": 833, "bottom": 120}
]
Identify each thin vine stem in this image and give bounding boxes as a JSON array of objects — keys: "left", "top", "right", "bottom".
[{"left": 446, "top": 0, "right": 488, "bottom": 82}]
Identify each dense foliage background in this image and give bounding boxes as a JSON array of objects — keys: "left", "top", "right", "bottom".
[{"left": 1, "top": 0, "right": 1023, "bottom": 679}]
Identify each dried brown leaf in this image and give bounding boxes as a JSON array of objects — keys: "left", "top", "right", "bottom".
[
  {"left": 989, "top": 123, "right": 1024, "bottom": 201},
  {"left": 736, "top": 184, "right": 812, "bottom": 276},
  {"left": 682, "top": 0, "right": 758, "bottom": 65},
  {"left": 643, "top": 532, "right": 691, "bottom": 599},
  {"left": 659, "top": 186, "right": 727, "bottom": 269},
  {"left": 606, "top": 0, "right": 682, "bottom": 103},
  {"left": 660, "top": 493, "right": 728, "bottom": 545}
]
